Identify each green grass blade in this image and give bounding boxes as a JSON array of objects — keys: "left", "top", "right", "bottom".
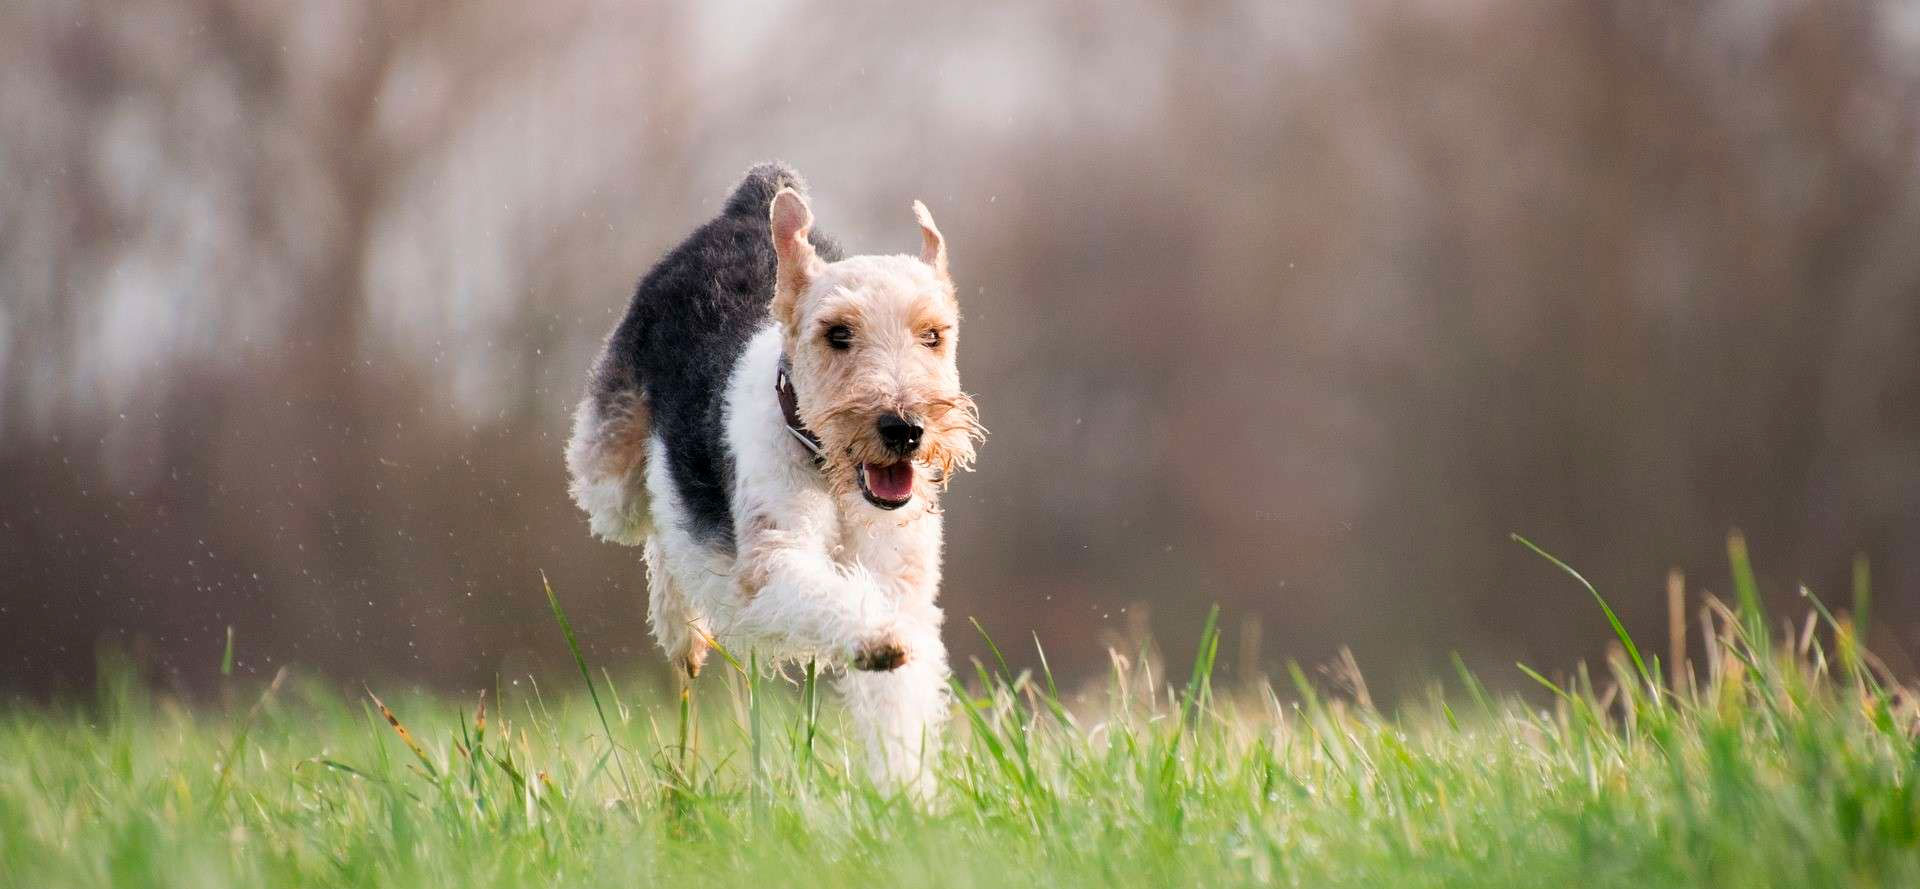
[
  {"left": 749, "top": 648, "right": 765, "bottom": 814},
  {"left": 1032, "top": 632, "right": 1074, "bottom": 727},
  {"left": 1515, "top": 662, "right": 1576, "bottom": 705},
  {"left": 1726, "top": 531, "right": 1771, "bottom": 651},
  {"left": 800, "top": 658, "right": 820, "bottom": 774},
  {"left": 1450, "top": 652, "right": 1495, "bottom": 716},
  {"left": 540, "top": 570, "right": 637, "bottom": 808},
  {"left": 206, "top": 667, "right": 287, "bottom": 815},
  {"left": 1512, "top": 533, "right": 1655, "bottom": 697},
  {"left": 1179, "top": 605, "right": 1222, "bottom": 730},
  {"left": 970, "top": 617, "right": 1017, "bottom": 685}
]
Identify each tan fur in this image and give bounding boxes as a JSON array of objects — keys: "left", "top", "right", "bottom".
[
  {"left": 565, "top": 389, "right": 653, "bottom": 544},
  {"left": 579, "top": 391, "right": 651, "bottom": 480},
  {"left": 734, "top": 513, "right": 782, "bottom": 596}
]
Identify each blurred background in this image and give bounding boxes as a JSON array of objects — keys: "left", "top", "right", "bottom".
[{"left": 5, "top": 0, "right": 1918, "bottom": 702}]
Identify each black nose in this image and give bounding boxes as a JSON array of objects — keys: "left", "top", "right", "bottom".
[{"left": 876, "top": 414, "right": 923, "bottom": 455}]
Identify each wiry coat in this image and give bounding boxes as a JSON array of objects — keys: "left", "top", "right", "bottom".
[{"left": 567, "top": 163, "right": 978, "bottom": 792}]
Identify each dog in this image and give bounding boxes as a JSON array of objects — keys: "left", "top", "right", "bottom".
[{"left": 566, "top": 162, "right": 982, "bottom": 790}]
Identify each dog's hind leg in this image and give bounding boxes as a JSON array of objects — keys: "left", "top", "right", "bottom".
[
  {"left": 644, "top": 535, "right": 711, "bottom": 678},
  {"left": 644, "top": 535, "right": 708, "bottom": 776}
]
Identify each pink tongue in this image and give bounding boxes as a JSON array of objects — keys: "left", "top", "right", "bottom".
[{"left": 863, "top": 462, "right": 914, "bottom": 501}]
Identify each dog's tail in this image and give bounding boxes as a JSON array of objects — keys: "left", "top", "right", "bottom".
[{"left": 723, "top": 161, "right": 809, "bottom": 218}]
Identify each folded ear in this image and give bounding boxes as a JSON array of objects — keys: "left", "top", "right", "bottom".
[
  {"left": 770, "top": 188, "right": 820, "bottom": 326},
  {"left": 912, "top": 200, "right": 947, "bottom": 279}
]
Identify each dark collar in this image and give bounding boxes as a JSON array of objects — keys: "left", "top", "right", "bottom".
[{"left": 776, "top": 355, "right": 826, "bottom": 466}]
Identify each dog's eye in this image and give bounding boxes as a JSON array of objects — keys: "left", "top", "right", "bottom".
[
  {"left": 825, "top": 325, "right": 853, "bottom": 350},
  {"left": 921, "top": 328, "right": 943, "bottom": 349}
]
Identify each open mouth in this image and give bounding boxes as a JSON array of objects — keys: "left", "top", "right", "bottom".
[{"left": 856, "top": 461, "right": 915, "bottom": 510}]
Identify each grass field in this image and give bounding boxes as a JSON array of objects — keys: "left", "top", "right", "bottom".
[{"left": 2, "top": 540, "right": 1917, "bottom": 888}]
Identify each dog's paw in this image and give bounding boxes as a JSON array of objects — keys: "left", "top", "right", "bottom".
[{"left": 851, "top": 637, "right": 908, "bottom": 672}]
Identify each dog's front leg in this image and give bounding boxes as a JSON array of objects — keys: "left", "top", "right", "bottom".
[
  {"left": 728, "top": 540, "right": 916, "bottom": 668},
  {"left": 838, "top": 612, "right": 947, "bottom": 795}
]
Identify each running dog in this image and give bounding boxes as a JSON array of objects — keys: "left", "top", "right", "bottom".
[{"left": 566, "top": 162, "right": 982, "bottom": 790}]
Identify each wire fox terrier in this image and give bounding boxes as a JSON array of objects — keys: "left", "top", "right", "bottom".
[{"left": 566, "top": 163, "right": 983, "bottom": 789}]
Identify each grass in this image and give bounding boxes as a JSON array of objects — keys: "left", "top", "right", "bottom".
[{"left": 2, "top": 538, "right": 1917, "bottom": 888}]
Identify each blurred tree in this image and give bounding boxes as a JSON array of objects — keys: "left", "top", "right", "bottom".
[{"left": 2, "top": 0, "right": 1916, "bottom": 698}]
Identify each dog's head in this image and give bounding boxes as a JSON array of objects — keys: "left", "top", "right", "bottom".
[{"left": 769, "top": 188, "right": 983, "bottom": 511}]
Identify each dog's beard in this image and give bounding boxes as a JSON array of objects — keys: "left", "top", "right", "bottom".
[{"left": 812, "top": 391, "right": 983, "bottom": 507}]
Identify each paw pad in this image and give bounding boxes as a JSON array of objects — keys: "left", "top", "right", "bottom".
[{"left": 852, "top": 642, "right": 908, "bottom": 672}]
